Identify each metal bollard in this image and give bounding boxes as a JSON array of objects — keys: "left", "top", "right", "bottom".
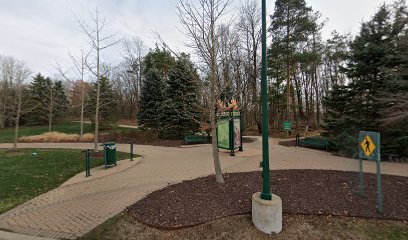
[
  {"left": 85, "top": 149, "right": 91, "bottom": 177},
  {"left": 295, "top": 134, "right": 297, "bottom": 146},
  {"left": 130, "top": 141, "right": 134, "bottom": 161}
]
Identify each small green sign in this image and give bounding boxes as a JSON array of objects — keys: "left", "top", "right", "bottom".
[{"left": 283, "top": 121, "right": 291, "bottom": 131}]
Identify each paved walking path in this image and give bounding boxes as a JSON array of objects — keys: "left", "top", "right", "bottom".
[
  {"left": 72, "top": 121, "right": 139, "bottom": 129},
  {"left": 0, "top": 138, "right": 407, "bottom": 239}
]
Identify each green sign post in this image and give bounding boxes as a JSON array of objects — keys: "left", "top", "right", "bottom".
[
  {"left": 259, "top": 0, "right": 272, "bottom": 201},
  {"left": 358, "top": 131, "right": 382, "bottom": 214}
]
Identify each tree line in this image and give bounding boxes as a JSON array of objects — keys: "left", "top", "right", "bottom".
[
  {"left": 0, "top": 0, "right": 406, "bottom": 161},
  {"left": 324, "top": 1, "right": 407, "bottom": 157}
]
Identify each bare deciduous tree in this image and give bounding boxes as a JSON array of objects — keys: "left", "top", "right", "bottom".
[
  {"left": 178, "top": 0, "right": 233, "bottom": 183},
  {"left": 120, "top": 37, "right": 147, "bottom": 120},
  {"left": 0, "top": 56, "right": 18, "bottom": 129},
  {"left": 8, "top": 59, "right": 32, "bottom": 149},
  {"left": 55, "top": 49, "right": 91, "bottom": 137},
  {"left": 76, "top": 8, "right": 120, "bottom": 151},
  {"left": 236, "top": 0, "right": 262, "bottom": 132},
  {"left": 0, "top": 55, "right": 7, "bottom": 129}
]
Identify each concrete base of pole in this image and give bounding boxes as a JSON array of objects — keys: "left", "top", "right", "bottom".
[{"left": 252, "top": 192, "right": 282, "bottom": 234}]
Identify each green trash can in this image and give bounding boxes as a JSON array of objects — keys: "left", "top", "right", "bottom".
[{"left": 102, "top": 142, "right": 117, "bottom": 168}]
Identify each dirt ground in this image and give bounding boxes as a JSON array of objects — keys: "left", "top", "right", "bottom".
[{"left": 80, "top": 213, "right": 408, "bottom": 240}]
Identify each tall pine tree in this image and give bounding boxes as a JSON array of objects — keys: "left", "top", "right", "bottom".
[
  {"left": 26, "top": 73, "right": 51, "bottom": 125},
  {"left": 344, "top": 4, "right": 396, "bottom": 132},
  {"left": 138, "top": 69, "right": 164, "bottom": 129},
  {"left": 324, "top": 1, "right": 407, "bottom": 156},
  {"left": 159, "top": 54, "right": 201, "bottom": 139},
  {"left": 87, "top": 76, "right": 117, "bottom": 130},
  {"left": 269, "top": 0, "right": 315, "bottom": 123},
  {"left": 26, "top": 74, "right": 67, "bottom": 126},
  {"left": 144, "top": 46, "right": 176, "bottom": 80},
  {"left": 53, "top": 81, "right": 69, "bottom": 122}
]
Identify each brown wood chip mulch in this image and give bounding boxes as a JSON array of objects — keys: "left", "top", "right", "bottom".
[{"left": 128, "top": 170, "right": 408, "bottom": 229}]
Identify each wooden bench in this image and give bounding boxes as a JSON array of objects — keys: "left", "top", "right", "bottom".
[
  {"left": 300, "top": 137, "right": 329, "bottom": 151},
  {"left": 185, "top": 135, "right": 209, "bottom": 144}
]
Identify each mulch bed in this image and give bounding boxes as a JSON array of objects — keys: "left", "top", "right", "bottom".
[
  {"left": 128, "top": 170, "right": 408, "bottom": 229},
  {"left": 279, "top": 139, "right": 297, "bottom": 147}
]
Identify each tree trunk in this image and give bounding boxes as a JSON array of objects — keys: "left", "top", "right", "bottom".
[
  {"left": 286, "top": 4, "right": 291, "bottom": 124},
  {"left": 80, "top": 80, "right": 85, "bottom": 138},
  {"left": 294, "top": 72, "right": 303, "bottom": 128},
  {"left": 0, "top": 102, "right": 5, "bottom": 129},
  {"left": 94, "top": 22, "right": 101, "bottom": 152},
  {"left": 210, "top": 105, "right": 224, "bottom": 183},
  {"left": 1, "top": 86, "right": 7, "bottom": 128},
  {"left": 94, "top": 60, "right": 100, "bottom": 151},
  {"left": 211, "top": 12, "right": 224, "bottom": 184},
  {"left": 13, "top": 91, "right": 22, "bottom": 149},
  {"left": 48, "top": 88, "right": 53, "bottom": 132},
  {"left": 80, "top": 56, "right": 86, "bottom": 138},
  {"left": 312, "top": 32, "right": 320, "bottom": 129}
]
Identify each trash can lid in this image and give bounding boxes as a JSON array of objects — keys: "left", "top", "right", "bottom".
[{"left": 103, "top": 142, "right": 116, "bottom": 145}]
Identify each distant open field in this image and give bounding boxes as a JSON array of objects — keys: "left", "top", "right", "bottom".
[{"left": 0, "top": 122, "right": 93, "bottom": 143}]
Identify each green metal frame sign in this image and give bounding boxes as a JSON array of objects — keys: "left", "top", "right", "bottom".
[{"left": 216, "top": 110, "right": 243, "bottom": 156}]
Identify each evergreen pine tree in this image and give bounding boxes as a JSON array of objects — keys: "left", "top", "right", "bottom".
[
  {"left": 53, "top": 81, "right": 69, "bottom": 121},
  {"left": 138, "top": 69, "right": 164, "bottom": 129},
  {"left": 143, "top": 46, "right": 176, "bottom": 80},
  {"left": 322, "top": 85, "right": 356, "bottom": 137},
  {"left": 26, "top": 73, "right": 52, "bottom": 125},
  {"left": 269, "top": 0, "right": 315, "bottom": 122},
  {"left": 87, "top": 76, "right": 118, "bottom": 130},
  {"left": 324, "top": 1, "right": 407, "bottom": 155},
  {"left": 159, "top": 54, "right": 201, "bottom": 139},
  {"left": 379, "top": 1, "right": 408, "bottom": 125},
  {"left": 343, "top": 4, "right": 396, "bottom": 132}
]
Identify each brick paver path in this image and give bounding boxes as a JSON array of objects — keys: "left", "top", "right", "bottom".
[{"left": 0, "top": 139, "right": 407, "bottom": 239}]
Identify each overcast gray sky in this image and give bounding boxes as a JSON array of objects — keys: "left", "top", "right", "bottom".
[{"left": 0, "top": 0, "right": 395, "bottom": 77}]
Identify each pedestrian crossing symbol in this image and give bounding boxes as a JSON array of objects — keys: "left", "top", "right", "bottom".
[
  {"left": 358, "top": 131, "right": 381, "bottom": 161},
  {"left": 360, "top": 135, "right": 376, "bottom": 158}
]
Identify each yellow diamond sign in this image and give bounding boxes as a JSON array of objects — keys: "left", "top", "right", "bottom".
[{"left": 360, "top": 135, "right": 376, "bottom": 158}]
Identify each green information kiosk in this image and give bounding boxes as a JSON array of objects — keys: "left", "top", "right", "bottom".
[{"left": 216, "top": 99, "right": 243, "bottom": 156}]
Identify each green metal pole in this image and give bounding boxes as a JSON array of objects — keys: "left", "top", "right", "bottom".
[
  {"left": 261, "top": 0, "right": 272, "bottom": 201},
  {"left": 130, "top": 142, "right": 134, "bottom": 161},
  {"left": 376, "top": 159, "right": 383, "bottom": 214},
  {"left": 87, "top": 150, "right": 89, "bottom": 177},
  {"left": 239, "top": 110, "right": 243, "bottom": 152},
  {"left": 86, "top": 149, "right": 90, "bottom": 177},
  {"left": 358, "top": 158, "right": 365, "bottom": 196},
  {"left": 88, "top": 149, "right": 91, "bottom": 177},
  {"left": 230, "top": 110, "right": 235, "bottom": 156},
  {"left": 84, "top": 150, "right": 87, "bottom": 177}
]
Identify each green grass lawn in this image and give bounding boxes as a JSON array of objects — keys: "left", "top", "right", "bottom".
[
  {"left": 0, "top": 148, "right": 132, "bottom": 214},
  {"left": 0, "top": 122, "right": 94, "bottom": 143}
]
